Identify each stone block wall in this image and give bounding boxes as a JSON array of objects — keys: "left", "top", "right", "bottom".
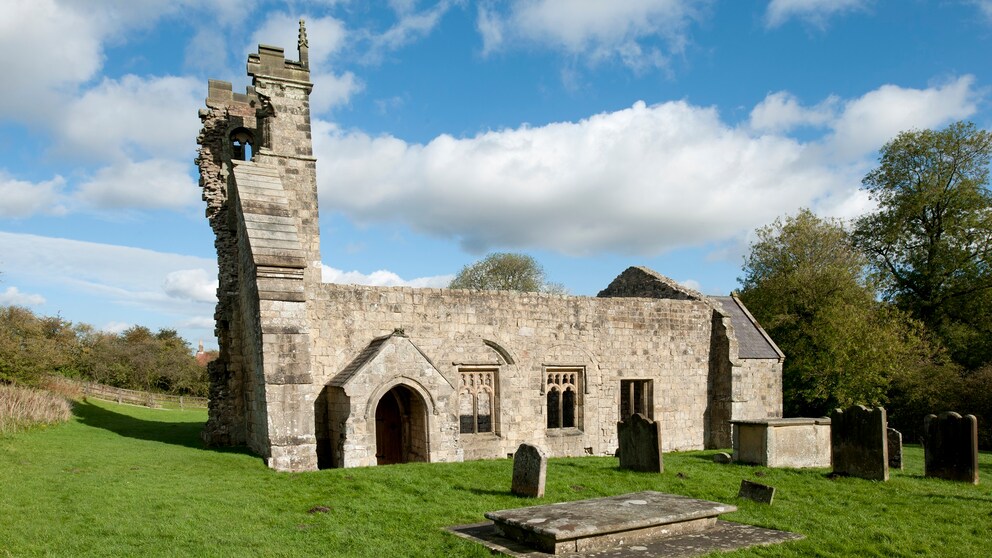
[{"left": 313, "top": 284, "right": 720, "bottom": 465}]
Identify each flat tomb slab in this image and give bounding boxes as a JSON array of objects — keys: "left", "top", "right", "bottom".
[
  {"left": 449, "top": 520, "right": 804, "bottom": 557},
  {"left": 483, "top": 491, "right": 736, "bottom": 554}
]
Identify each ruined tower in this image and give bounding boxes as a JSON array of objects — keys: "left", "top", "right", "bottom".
[{"left": 196, "top": 21, "right": 321, "bottom": 471}]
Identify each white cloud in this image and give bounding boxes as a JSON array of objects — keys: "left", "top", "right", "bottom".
[
  {"left": 178, "top": 316, "right": 216, "bottom": 330},
  {"left": 370, "top": 0, "right": 457, "bottom": 55},
  {"left": 101, "top": 321, "right": 132, "bottom": 334},
  {"left": 973, "top": 1, "right": 992, "bottom": 20},
  {"left": 0, "top": 173, "right": 68, "bottom": 218},
  {"left": 765, "top": 0, "right": 869, "bottom": 28},
  {"left": 313, "top": 78, "right": 979, "bottom": 256},
  {"left": 75, "top": 159, "right": 199, "bottom": 210},
  {"left": 163, "top": 269, "right": 218, "bottom": 303},
  {"left": 478, "top": 0, "right": 708, "bottom": 70},
  {"left": 56, "top": 74, "right": 201, "bottom": 162},
  {"left": 321, "top": 265, "right": 453, "bottom": 288},
  {"left": 0, "top": 0, "right": 103, "bottom": 119},
  {"left": 827, "top": 76, "right": 979, "bottom": 159},
  {"left": 0, "top": 231, "right": 216, "bottom": 313},
  {"left": 749, "top": 91, "right": 837, "bottom": 133},
  {"left": 0, "top": 287, "right": 46, "bottom": 307}
]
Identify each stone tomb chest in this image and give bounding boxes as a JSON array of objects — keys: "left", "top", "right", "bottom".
[{"left": 731, "top": 418, "right": 831, "bottom": 468}]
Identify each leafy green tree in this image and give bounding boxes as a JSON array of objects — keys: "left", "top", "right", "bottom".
[
  {"left": 449, "top": 252, "right": 565, "bottom": 293},
  {"left": 739, "top": 209, "right": 933, "bottom": 416},
  {"left": 853, "top": 121, "right": 992, "bottom": 368}
]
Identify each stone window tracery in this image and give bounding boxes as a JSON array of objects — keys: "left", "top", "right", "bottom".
[
  {"left": 459, "top": 368, "right": 497, "bottom": 434},
  {"left": 546, "top": 367, "right": 582, "bottom": 430}
]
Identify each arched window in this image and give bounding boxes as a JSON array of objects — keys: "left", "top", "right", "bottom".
[
  {"left": 230, "top": 128, "right": 254, "bottom": 161},
  {"left": 458, "top": 368, "right": 498, "bottom": 434},
  {"left": 546, "top": 367, "right": 582, "bottom": 430}
]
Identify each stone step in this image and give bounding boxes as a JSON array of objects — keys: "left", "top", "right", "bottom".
[{"left": 484, "top": 491, "right": 736, "bottom": 555}]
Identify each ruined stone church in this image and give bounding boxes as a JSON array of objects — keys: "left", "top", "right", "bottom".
[{"left": 196, "top": 24, "right": 784, "bottom": 472}]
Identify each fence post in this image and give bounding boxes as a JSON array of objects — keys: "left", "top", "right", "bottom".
[{"left": 180, "top": 396, "right": 184, "bottom": 410}]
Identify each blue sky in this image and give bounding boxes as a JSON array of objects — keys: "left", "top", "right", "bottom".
[{"left": 1, "top": 0, "right": 990, "bottom": 349}]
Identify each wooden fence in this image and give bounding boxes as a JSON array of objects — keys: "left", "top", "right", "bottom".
[{"left": 53, "top": 377, "right": 209, "bottom": 409}]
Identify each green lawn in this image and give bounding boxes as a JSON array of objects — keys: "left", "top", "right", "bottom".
[{"left": 1, "top": 400, "right": 990, "bottom": 557}]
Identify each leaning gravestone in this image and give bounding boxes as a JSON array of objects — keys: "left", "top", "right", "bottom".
[
  {"left": 738, "top": 480, "right": 775, "bottom": 504},
  {"left": 618, "top": 413, "right": 664, "bottom": 473},
  {"left": 511, "top": 443, "right": 547, "bottom": 497},
  {"left": 887, "top": 427, "right": 903, "bottom": 470},
  {"left": 830, "top": 406, "right": 888, "bottom": 481},
  {"left": 923, "top": 412, "right": 979, "bottom": 484}
]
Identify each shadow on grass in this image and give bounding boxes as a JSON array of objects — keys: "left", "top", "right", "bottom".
[{"left": 72, "top": 400, "right": 252, "bottom": 456}]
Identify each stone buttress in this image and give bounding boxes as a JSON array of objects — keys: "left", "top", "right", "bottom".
[{"left": 196, "top": 21, "right": 321, "bottom": 471}]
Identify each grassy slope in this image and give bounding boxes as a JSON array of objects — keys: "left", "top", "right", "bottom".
[{"left": 1, "top": 400, "right": 990, "bottom": 557}]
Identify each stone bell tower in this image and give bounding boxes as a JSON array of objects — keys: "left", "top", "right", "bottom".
[{"left": 196, "top": 20, "right": 322, "bottom": 471}]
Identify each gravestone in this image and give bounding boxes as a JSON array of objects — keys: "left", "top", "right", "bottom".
[
  {"left": 511, "top": 443, "right": 547, "bottom": 497},
  {"left": 830, "top": 406, "right": 888, "bottom": 481},
  {"left": 923, "top": 412, "right": 979, "bottom": 484},
  {"left": 738, "top": 480, "right": 775, "bottom": 504},
  {"left": 713, "top": 452, "right": 732, "bottom": 464},
  {"left": 618, "top": 413, "right": 664, "bottom": 473},
  {"left": 887, "top": 427, "right": 903, "bottom": 470}
]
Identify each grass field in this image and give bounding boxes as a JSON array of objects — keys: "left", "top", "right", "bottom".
[{"left": 1, "top": 399, "right": 990, "bottom": 557}]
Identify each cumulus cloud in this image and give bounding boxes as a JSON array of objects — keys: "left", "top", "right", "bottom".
[
  {"left": 0, "top": 0, "right": 103, "bottom": 119},
  {"left": 56, "top": 74, "right": 201, "bottom": 162},
  {"left": 321, "top": 265, "right": 453, "bottom": 288},
  {"left": 163, "top": 269, "right": 218, "bottom": 303},
  {"left": 827, "top": 76, "right": 979, "bottom": 159},
  {"left": 101, "top": 321, "right": 132, "bottom": 334},
  {"left": 0, "top": 231, "right": 216, "bottom": 312},
  {"left": 765, "top": 0, "right": 869, "bottom": 28},
  {"left": 313, "top": 77, "right": 979, "bottom": 256},
  {"left": 0, "top": 173, "right": 68, "bottom": 218},
  {"left": 477, "top": 0, "right": 708, "bottom": 70},
  {"left": 749, "top": 91, "right": 838, "bottom": 133},
  {"left": 75, "top": 159, "right": 198, "bottom": 210},
  {"left": 178, "top": 316, "right": 216, "bottom": 330},
  {"left": 0, "top": 287, "right": 46, "bottom": 307}
]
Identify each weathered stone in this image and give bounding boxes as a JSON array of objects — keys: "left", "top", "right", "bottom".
[
  {"left": 731, "top": 418, "right": 831, "bottom": 468},
  {"left": 618, "top": 413, "right": 664, "bottom": 473},
  {"left": 449, "top": 519, "right": 804, "bottom": 558},
  {"left": 887, "top": 427, "right": 903, "bottom": 470},
  {"left": 924, "top": 412, "right": 979, "bottom": 484},
  {"left": 511, "top": 443, "right": 547, "bottom": 498},
  {"left": 830, "top": 406, "right": 888, "bottom": 481},
  {"left": 737, "top": 480, "right": 775, "bottom": 504},
  {"left": 713, "top": 452, "right": 732, "bottom": 464},
  {"left": 197, "top": 23, "right": 789, "bottom": 472},
  {"left": 485, "top": 491, "right": 736, "bottom": 554}
]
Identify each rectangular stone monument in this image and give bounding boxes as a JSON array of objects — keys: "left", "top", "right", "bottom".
[
  {"left": 617, "top": 413, "right": 663, "bottom": 473},
  {"left": 887, "top": 427, "right": 903, "bottom": 470},
  {"left": 831, "top": 405, "right": 888, "bottom": 481},
  {"left": 512, "top": 443, "right": 547, "bottom": 497},
  {"left": 924, "top": 412, "right": 979, "bottom": 484},
  {"left": 485, "top": 491, "right": 736, "bottom": 554},
  {"left": 731, "top": 418, "right": 831, "bottom": 468}
]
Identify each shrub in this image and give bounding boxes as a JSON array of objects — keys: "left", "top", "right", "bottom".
[{"left": 0, "top": 384, "right": 73, "bottom": 436}]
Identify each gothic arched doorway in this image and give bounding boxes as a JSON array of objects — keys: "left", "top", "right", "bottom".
[{"left": 374, "top": 385, "right": 429, "bottom": 465}]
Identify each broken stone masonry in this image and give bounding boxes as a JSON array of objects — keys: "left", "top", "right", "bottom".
[{"left": 196, "top": 22, "right": 787, "bottom": 472}]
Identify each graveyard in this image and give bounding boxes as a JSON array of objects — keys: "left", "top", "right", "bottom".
[{"left": 1, "top": 398, "right": 990, "bottom": 557}]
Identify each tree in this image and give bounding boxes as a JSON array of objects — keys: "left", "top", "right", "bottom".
[
  {"left": 449, "top": 252, "right": 565, "bottom": 293},
  {"left": 853, "top": 121, "right": 992, "bottom": 368},
  {"left": 739, "top": 209, "right": 933, "bottom": 416}
]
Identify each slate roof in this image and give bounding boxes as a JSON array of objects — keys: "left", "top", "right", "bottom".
[{"left": 712, "top": 296, "right": 783, "bottom": 360}]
